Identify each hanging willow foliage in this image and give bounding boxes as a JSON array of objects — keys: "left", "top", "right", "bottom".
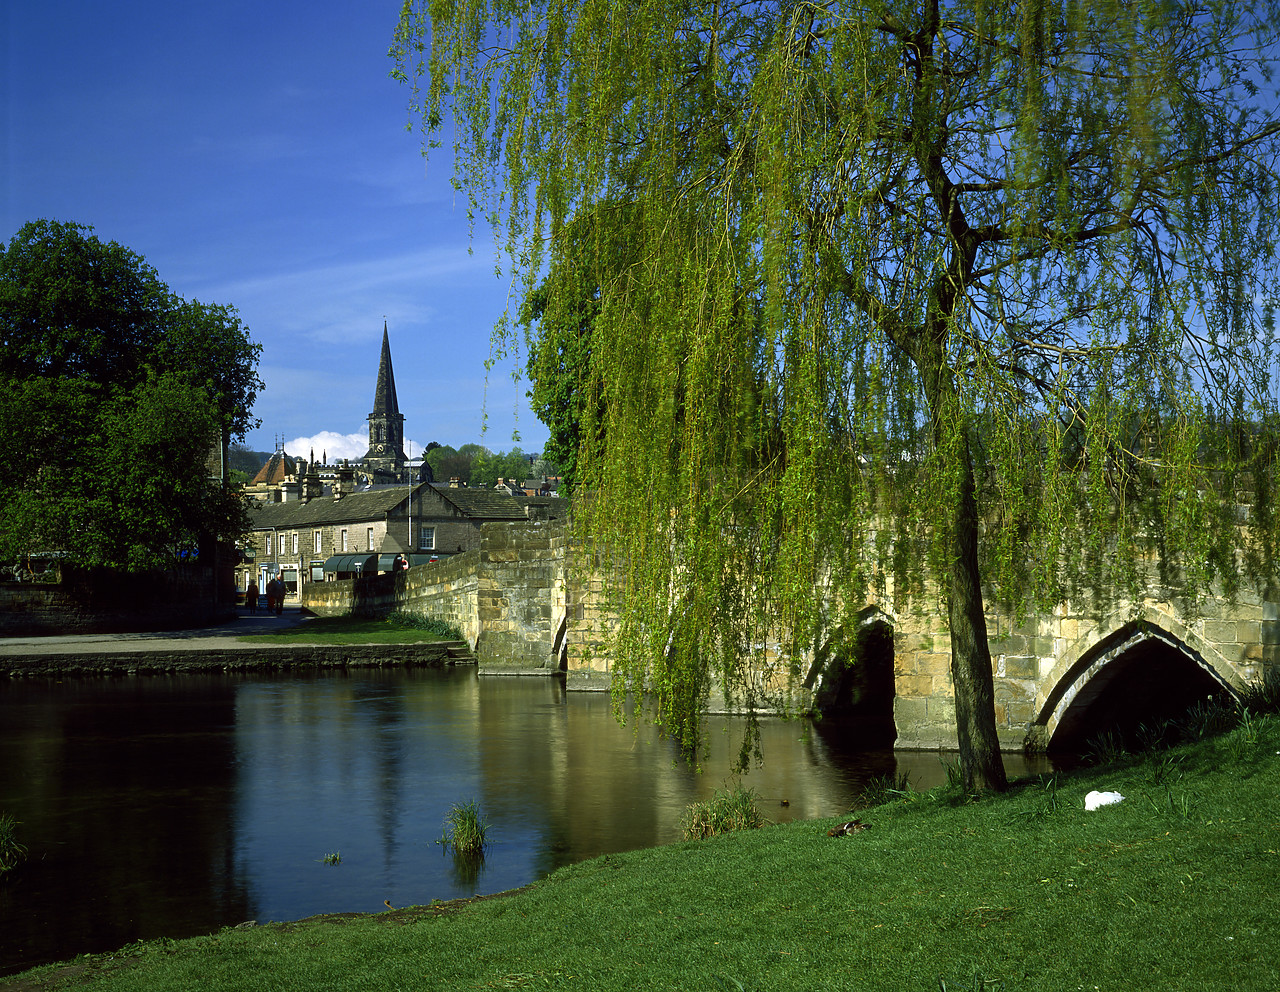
[{"left": 394, "top": 0, "right": 1280, "bottom": 787}]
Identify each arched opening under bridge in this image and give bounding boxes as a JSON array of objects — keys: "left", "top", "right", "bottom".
[
  {"left": 1044, "top": 624, "right": 1236, "bottom": 754},
  {"left": 809, "top": 616, "right": 897, "bottom": 749}
]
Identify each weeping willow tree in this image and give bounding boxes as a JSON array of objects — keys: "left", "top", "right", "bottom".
[{"left": 395, "top": 0, "right": 1280, "bottom": 789}]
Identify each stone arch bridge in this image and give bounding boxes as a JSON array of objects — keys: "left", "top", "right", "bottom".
[
  {"left": 304, "top": 518, "right": 1279, "bottom": 753},
  {"left": 845, "top": 589, "right": 1275, "bottom": 752}
]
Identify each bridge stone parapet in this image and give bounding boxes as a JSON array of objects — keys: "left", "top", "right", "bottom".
[{"left": 304, "top": 520, "right": 569, "bottom": 675}]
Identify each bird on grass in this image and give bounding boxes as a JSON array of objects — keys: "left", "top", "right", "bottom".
[{"left": 827, "top": 819, "right": 870, "bottom": 836}]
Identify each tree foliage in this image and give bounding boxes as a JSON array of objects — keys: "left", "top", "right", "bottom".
[
  {"left": 0, "top": 220, "right": 263, "bottom": 572},
  {"left": 395, "top": 0, "right": 1280, "bottom": 785},
  {"left": 471, "top": 446, "right": 535, "bottom": 487}
]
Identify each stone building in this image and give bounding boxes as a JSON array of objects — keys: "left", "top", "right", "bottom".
[
  {"left": 237, "top": 474, "right": 551, "bottom": 604},
  {"left": 236, "top": 322, "right": 573, "bottom": 601}
]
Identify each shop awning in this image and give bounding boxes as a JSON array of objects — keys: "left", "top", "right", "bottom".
[
  {"left": 321, "top": 553, "right": 378, "bottom": 575},
  {"left": 378, "top": 552, "right": 443, "bottom": 572}
]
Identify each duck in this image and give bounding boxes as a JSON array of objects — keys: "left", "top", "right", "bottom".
[{"left": 827, "top": 819, "right": 870, "bottom": 836}]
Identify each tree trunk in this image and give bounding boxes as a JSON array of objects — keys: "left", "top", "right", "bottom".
[
  {"left": 908, "top": 284, "right": 1009, "bottom": 793},
  {"left": 947, "top": 439, "right": 1008, "bottom": 793}
]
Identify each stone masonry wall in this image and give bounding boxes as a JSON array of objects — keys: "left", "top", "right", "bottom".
[
  {"left": 886, "top": 564, "right": 1279, "bottom": 750},
  {"left": 399, "top": 550, "right": 483, "bottom": 649},
  {"left": 300, "top": 522, "right": 569, "bottom": 673},
  {"left": 470, "top": 521, "right": 567, "bottom": 674},
  {"left": 302, "top": 551, "right": 483, "bottom": 647}
]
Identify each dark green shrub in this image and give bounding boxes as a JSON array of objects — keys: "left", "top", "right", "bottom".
[{"left": 386, "top": 610, "right": 464, "bottom": 640}]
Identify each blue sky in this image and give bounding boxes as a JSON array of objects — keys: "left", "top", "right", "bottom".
[{"left": 1, "top": 0, "right": 547, "bottom": 462}]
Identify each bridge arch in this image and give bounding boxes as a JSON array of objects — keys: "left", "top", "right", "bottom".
[
  {"left": 1033, "top": 612, "right": 1242, "bottom": 752},
  {"left": 807, "top": 607, "right": 898, "bottom": 748}
]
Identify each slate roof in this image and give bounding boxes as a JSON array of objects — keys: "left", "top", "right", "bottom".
[
  {"left": 249, "top": 487, "right": 411, "bottom": 530},
  {"left": 246, "top": 483, "right": 535, "bottom": 530},
  {"left": 431, "top": 485, "right": 529, "bottom": 520}
]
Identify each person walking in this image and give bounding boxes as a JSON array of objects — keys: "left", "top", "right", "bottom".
[
  {"left": 268, "top": 574, "right": 285, "bottom": 616},
  {"left": 246, "top": 578, "right": 259, "bottom": 614}
]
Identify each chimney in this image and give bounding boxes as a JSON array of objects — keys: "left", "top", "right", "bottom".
[
  {"left": 303, "top": 472, "right": 323, "bottom": 502},
  {"left": 335, "top": 465, "right": 355, "bottom": 500},
  {"left": 280, "top": 481, "right": 299, "bottom": 503}
]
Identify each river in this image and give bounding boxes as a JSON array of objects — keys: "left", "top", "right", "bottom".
[{"left": 0, "top": 667, "right": 1050, "bottom": 976}]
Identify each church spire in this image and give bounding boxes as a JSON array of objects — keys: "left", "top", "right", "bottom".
[
  {"left": 372, "top": 321, "right": 401, "bottom": 418},
  {"left": 361, "top": 321, "right": 408, "bottom": 475}
]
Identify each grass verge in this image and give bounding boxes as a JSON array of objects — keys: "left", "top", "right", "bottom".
[
  {"left": 5, "top": 715, "right": 1279, "bottom": 991},
  {"left": 236, "top": 612, "right": 461, "bottom": 646}
]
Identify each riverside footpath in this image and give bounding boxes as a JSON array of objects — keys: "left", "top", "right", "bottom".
[{"left": 0, "top": 608, "right": 472, "bottom": 677}]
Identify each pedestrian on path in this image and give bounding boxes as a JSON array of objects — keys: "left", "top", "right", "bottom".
[
  {"left": 246, "top": 579, "right": 259, "bottom": 614},
  {"left": 267, "top": 575, "right": 284, "bottom": 616}
]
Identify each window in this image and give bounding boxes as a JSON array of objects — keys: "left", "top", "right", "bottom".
[
  {"left": 367, "top": 527, "right": 374, "bottom": 551},
  {"left": 419, "top": 526, "right": 435, "bottom": 550},
  {"left": 265, "top": 534, "right": 272, "bottom": 556},
  {"left": 314, "top": 531, "right": 322, "bottom": 554},
  {"left": 292, "top": 533, "right": 299, "bottom": 555},
  {"left": 340, "top": 529, "right": 348, "bottom": 552}
]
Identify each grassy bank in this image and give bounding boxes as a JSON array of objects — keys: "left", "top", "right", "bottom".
[
  {"left": 237, "top": 612, "right": 462, "bottom": 646},
  {"left": 5, "top": 715, "right": 1279, "bottom": 991}
]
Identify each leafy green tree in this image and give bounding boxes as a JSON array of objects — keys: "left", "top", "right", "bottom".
[
  {"left": 396, "top": 0, "right": 1280, "bottom": 787},
  {"left": 0, "top": 220, "right": 262, "bottom": 573},
  {"left": 426, "top": 444, "right": 477, "bottom": 485},
  {"left": 523, "top": 201, "right": 644, "bottom": 493},
  {"left": 158, "top": 299, "right": 263, "bottom": 442},
  {"left": 471, "top": 447, "right": 534, "bottom": 488},
  {"left": 0, "top": 219, "right": 169, "bottom": 384},
  {"left": 228, "top": 443, "right": 271, "bottom": 481}
]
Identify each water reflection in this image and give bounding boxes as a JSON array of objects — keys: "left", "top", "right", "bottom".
[{"left": 0, "top": 668, "right": 1050, "bottom": 975}]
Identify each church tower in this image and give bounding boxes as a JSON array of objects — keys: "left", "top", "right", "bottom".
[{"left": 361, "top": 323, "right": 408, "bottom": 476}]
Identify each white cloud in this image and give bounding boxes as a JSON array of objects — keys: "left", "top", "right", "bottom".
[
  {"left": 283, "top": 432, "right": 436, "bottom": 464},
  {"left": 286, "top": 431, "right": 367, "bottom": 463}
]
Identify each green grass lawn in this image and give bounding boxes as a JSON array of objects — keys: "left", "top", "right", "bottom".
[
  {"left": 6, "top": 714, "right": 1279, "bottom": 992},
  {"left": 236, "top": 612, "right": 461, "bottom": 646}
]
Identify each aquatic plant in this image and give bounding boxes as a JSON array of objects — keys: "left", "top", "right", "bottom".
[
  {"left": 855, "top": 770, "right": 912, "bottom": 808},
  {"left": 438, "top": 800, "right": 488, "bottom": 859},
  {"left": 680, "top": 785, "right": 765, "bottom": 840},
  {"left": 0, "top": 812, "right": 28, "bottom": 874}
]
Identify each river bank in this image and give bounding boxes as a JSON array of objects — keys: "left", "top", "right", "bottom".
[
  {"left": 0, "top": 610, "right": 473, "bottom": 677},
  {"left": 4, "top": 711, "right": 1277, "bottom": 992}
]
